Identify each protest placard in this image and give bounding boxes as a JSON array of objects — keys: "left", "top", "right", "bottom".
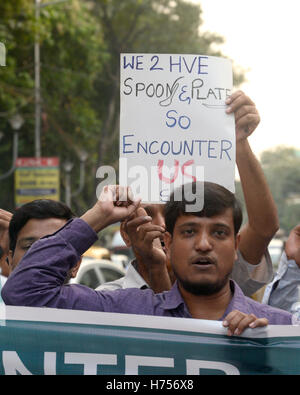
[{"left": 120, "top": 53, "right": 235, "bottom": 204}]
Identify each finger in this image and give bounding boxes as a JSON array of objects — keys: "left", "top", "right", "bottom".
[
  {"left": 226, "top": 90, "right": 245, "bottom": 104},
  {"left": 138, "top": 223, "right": 165, "bottom": 233},
  {"left": 136, "top": 206, "right": 148, "bottom": 217},
  {"left": 234, "top": 105, "right": 259, "bottom": 124},
  {"left": 223, "top": 310, "right": 244, "bottom": 336},
  {"left": 115, "top": 185, "right": 128, "bottom": 203},
  {"left": 0, "top": 212, "right": 12, "bottom": 223},
  {"left": 125, "top": 215, "right": 153, "bottom": 234},
  {"left": 153, "top": 236, "right": 165, "bottom": 249},
  {"left": 99, "top": 185, "right": 115, "bottom": 202},
  {"left": 137, "top": 223, "right": 166, "bottom": 241},
  {"left": 123, "top": 203, "right": 146, "bottom": 222},
  {"left": 142, "top": 230, "right": 166, "bottom": 246},
  {"left": 249, "top": 318, "right": 269, "bottom": 329},
  {"left": 233, "top": 314, "right": 257, "bottom": 335},
  {"left": 226, "top": 93, "right": 254, "bottom": 114},
  {"left": 0, "top": 209, "right": 13, "bottom": 218}
]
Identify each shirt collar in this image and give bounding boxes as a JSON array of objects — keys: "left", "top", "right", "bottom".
[
  {"left": 162, "top": 280, "right": 245, "bottom": 320},
  {"left": 221, "top": 280, "right": 245, "bottom": 319},
  {"left": 123, "top": 261, "right": 149, "bottom": 289},
  {"left": 161, "top": 281, "right": 190, "bottom": 313}
]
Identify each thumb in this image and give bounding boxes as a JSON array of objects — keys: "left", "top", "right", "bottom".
[
  {"left": 127, "top": 197, "right": 142, "bottom": 216},
  {"left": 136, "top": 206, "right": 148, "bottom": 217}
]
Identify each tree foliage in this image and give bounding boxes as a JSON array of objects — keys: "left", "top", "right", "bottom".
[
  {"left": 0, "top": 0, "right": 244, "bottom": 214},
  {"left": 260, "top": 146, "right": 300, "bottom": 233}
]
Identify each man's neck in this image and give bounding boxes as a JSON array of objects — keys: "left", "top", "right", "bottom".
[{"left": 179, "top": 282, "right": 233, "bottom": 320}]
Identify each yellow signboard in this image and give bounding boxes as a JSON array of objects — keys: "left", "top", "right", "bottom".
[{"left": 15, "top": 157, "right": 60, "bottom": 207}]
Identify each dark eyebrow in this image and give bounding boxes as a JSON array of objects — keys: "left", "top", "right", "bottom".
[
  {"left": 177, "top": 221, "right": 200, "bottom": 228},
  {"left": 177, "top": 221, "right": 231, "bottom": 229},
  {"left": 17, "top": 237, "right": 38, "bottom": 244}
]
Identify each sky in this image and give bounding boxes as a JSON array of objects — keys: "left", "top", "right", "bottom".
[{"left": 192, "top": 0, "right": 300, "bottom": 157}]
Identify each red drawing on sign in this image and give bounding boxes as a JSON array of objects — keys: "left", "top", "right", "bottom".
[
  {"left": 157, "top": 160, "right": 180, "bottom": 184},
  {"left": 181, "top": 160, "right": 196, "bottom": 182}
]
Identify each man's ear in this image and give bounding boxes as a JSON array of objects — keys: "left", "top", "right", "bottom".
[
  {"left": 6, "top": 250, "right": 13, "bottom": 274},
  {"left": 163, "top": 231, "right": 172, "bottom": 259},
  {"left": 70, "top": 257, "right": 82, "bottom": 278},
  {"left": 120, "top": 222, "right": 132, "bottom": 247},
  {"left": 235, "top": 233, "right": 240, "bottom": 261}
]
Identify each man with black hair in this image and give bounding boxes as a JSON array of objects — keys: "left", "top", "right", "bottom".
[
  {"left": 1, "top": 199, "right": 80, "bottom": 281},
  {"left": 2, "top": 184, "right": 292, "bottom": 335}
]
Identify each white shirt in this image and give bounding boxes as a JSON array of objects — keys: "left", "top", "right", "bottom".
[
  {"left": 96, "top": 261, "right": 147, "bottom": 291},
  {"left": 262, "top": 251, "right": 300, "bottom": 312},
  {"left": 0, "top": 274, "right": 7, "bottom": 304}
]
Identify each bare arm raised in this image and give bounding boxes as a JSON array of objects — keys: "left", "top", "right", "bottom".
[{"left": 226, "top": 91, "right": 279, "bottom": 265}]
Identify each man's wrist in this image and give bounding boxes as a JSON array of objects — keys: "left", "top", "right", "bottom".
[
  {"left": 80, "top": 208, "right": 108, "bottom": 233},
  {"left": 236, "top": 138, "right": 250, "bottom": 152},
  {"left": 135, "top": 251, "right": 166, "bottom": 267}
]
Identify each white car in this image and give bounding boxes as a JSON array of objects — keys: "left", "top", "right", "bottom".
[
  {"left": 268, "top": 238, "right": 284, "bottom": 269},
  {"left": 69, "top": 258, "right": 125, "bottom": 289}
]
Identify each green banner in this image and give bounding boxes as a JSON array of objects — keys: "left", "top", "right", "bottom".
[
  {"left": 0, "top": 43, "right": 5, "bottom": 66},
  {"left": 0, "top": 305, "right": 299, "bottom": 375}
]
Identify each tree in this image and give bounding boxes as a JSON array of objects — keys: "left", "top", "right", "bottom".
[
  {"left": 260, "top": 146, "right": 300, "bottom": 233},
  {"left": 0, "top": 0, "right": 105, "bottom": 212},
  {"left": 0, "top": 0, "right": 36, "bottom": 210}
]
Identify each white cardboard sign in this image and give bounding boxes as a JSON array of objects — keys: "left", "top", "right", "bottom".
[{"left": 120, "top": 53, "right": 235, "bottom": 203}]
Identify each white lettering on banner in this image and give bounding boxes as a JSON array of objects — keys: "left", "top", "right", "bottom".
[
  {"left": 44, "top": 352, "right": 57, "bottom": 375},
  {"left": 1, "top": 351, "right": 241, "bottom": 375},
  {"left": 64, "top": 353, "right": 117, "bottom": 375},
  {"left": 125, "top": 355, "right": 174, "bottom": 374},
  {"left": 186, "top": 359, "right": 240, "bottom": 375},
  {"left": 2, "top": 351, "right": 32, "bottom": 375}
]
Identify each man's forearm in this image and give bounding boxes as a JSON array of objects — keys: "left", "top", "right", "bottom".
[
  {"left": 236, "top": 140, "right": 279, "bottom": 265},
  {"left": 147, "top": 261, "right": 172, "bottom": 293},
  {"left": 237, "top": 139, "right": 279, "bottom": 237}
]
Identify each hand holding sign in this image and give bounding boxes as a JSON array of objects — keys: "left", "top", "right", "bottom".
[{"left": 226, "top": 90, "right": 260, "bottom": 142}]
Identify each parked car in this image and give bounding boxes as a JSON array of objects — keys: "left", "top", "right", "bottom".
[
  {"left": 268, "top": 238, "right": 284, "bottom": 270},
  {"left": 83, "top": 246, "right": 111, "bottom": 260},
  {"left": 69, "top": 258, "right": 125, "bottom": 289}
]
